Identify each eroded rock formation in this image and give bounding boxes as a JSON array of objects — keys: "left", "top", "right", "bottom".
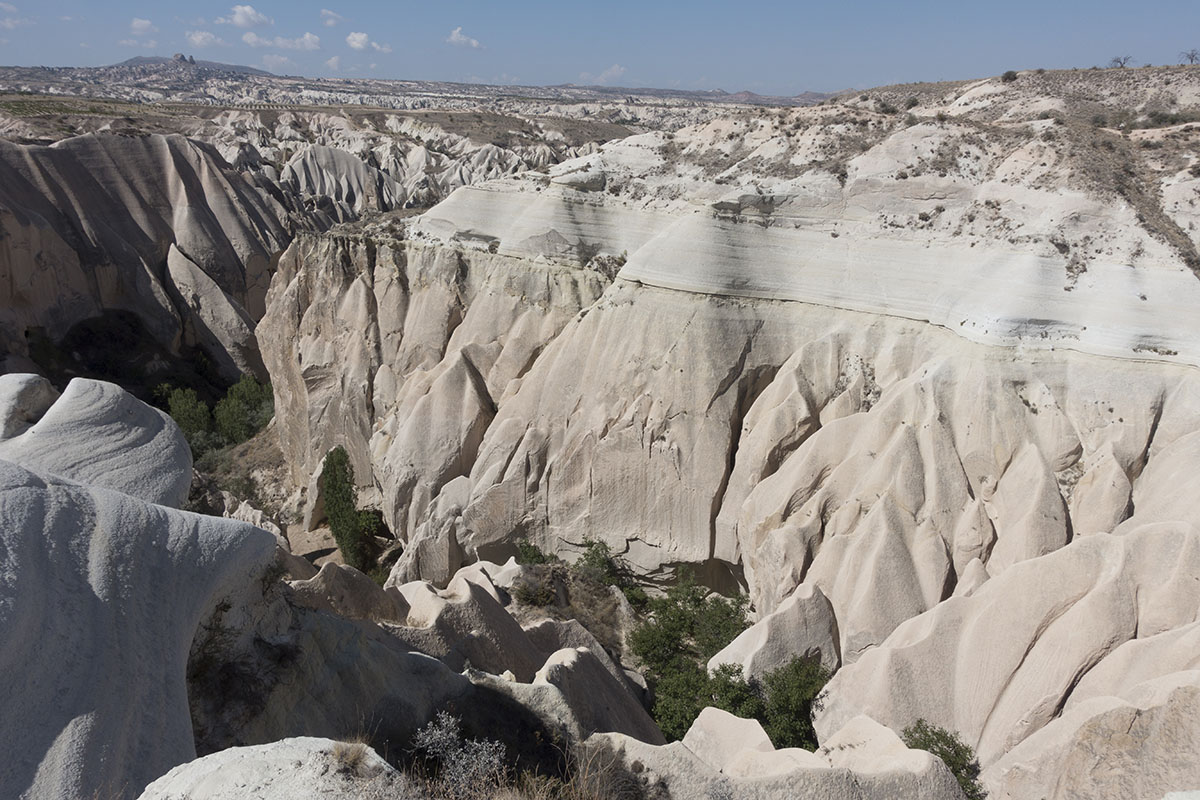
[{"left": 256, "top": 67, "right": 1200, "bottom": 798}]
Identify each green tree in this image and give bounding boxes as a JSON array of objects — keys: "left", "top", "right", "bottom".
[
  {"left": 212, "top": 374, "right": 274, "bottom": 444},
  {"left": 649, "top": 660, "right": 712, "bottom": 741},
  {"left": 902, "top": 719, "right": 987, "bottom": 800},
  {"left": 761, "top": 657, "right": 831, "bottom": 750},
  {"left": 515, "top": 539, "right": 551, "bottom": 565},
  {"left": 320, "top": 446, "right": 373, "bottom": 571},
  {"left": 165, "top": 386, "right": 217, "bottom": 455},
  {"left": 708, "top": 663, "right": 767, "bottom": 722},
  {"left": 630, "top": 570, "right": 753, "bottom": 739}
]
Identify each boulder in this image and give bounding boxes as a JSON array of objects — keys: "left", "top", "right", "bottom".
[
  {"left": 681, "top": 707, "right": 775, "bottom": 772},
  {"left": 0, "top": 376, "right": 192, "bottom": 507},
  {"left": 288, "top": 562, "right": 410, "bottom": 623},
  {"left": 592, "top": 710, "right": 966, "bottom": 800},
  {"left": 137, "top": 737, "right": 410, "bottom": 800},
  {"left": 708, "top": 582, "right": 840, "bottom": 679},
  {"left": 534, "top": 648, "right": 664, "bottom": 744},
  {"left": 0, "top": 460, "right": 277, "bottom": 800}
]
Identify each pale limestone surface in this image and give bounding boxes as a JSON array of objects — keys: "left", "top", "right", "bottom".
[
  {"left": 708, "top": 582, "right": 840, "bottom": 678},
  {"left": 0, "top": 132, "right": 288, "bottom": 379},
  {"left": 0, "top": 460, "right": 277, "bottom": 800},
  {"left": 0, "top": 373, "right": 58, "bottom": 438},
  {"left": 281, "top": 145, "right": 404, "bottom": 218},
  {"left": 288, "top": 563, "right": 411, "bottom": 623},
  {"left": 137, "top": 737, "right": 408, "bottom": 800},
  {"left": 981, "top": 673, "right": 1200, "bottom": 800},
  {"left": 165, "top": 244, "right": 265, "bottom": 379},
  {"left": 0, "top": 376, "right": 192, "bottom": 507},
  {"left": 249, "top": 71, "right": 1200, "bottom": 797},
  {"left": 594, "top": 709, "right": 966, "bottom": 800},
  {"left": 533, "top": 647, "right": 664, "bottom": 744},
  {"left": 681, "top": 707, "right": 776, "bottom": 772},
  {"left": 813, "top": 526, "right": 1200, "bottom": 767}
]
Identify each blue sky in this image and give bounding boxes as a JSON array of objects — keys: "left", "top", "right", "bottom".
[{"left": 1, "top": 1, "right": 1198, "bottom": 95}]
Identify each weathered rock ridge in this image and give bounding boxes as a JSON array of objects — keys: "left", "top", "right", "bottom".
[
  {"left": 0, "top": 132, "right": 295, "bottom": 381},
  {"left": 259, "top": 68, "right": 1200, "bottom": 798}
]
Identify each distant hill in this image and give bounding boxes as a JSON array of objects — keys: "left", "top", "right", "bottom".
[
  {"left": 114, "top": 56, "right": 272, "bottom": 77},
  {"left": 547, "top": 83, "right": 833, "bottom": 106}
]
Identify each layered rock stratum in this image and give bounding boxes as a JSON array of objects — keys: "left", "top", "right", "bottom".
[
  {"left": 258, "top": 65, "right": 1200, "bottom": 796},
  {"left": 3, "top": 63, "right": 1200, "bottom": 799}
]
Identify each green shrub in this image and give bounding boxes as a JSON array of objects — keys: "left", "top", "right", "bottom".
[
  {"left": 905, "top": 96, "right": 919, "bottom": 109},
  {"left": 630, "top": 571, "right": 753, "bottom": 739},
  {"left": 213, "top": 374, "right": 274, "bottom": 443},
  {"left": 157, "top": 375, "right": 274, "bottom": 458},
  {"left": 630, "top": 571, "right": 748, "bottom": 675},
  {"left": 1001, "top": 70, "right": 1019, "bottom": 83},
  {"left": 647, "top": 660, "right": 712, "bottom": 741},
  {"left": 320, "top": 446, "right": 374, "bottom": 572},
  {"left": 516, "top": 539, "right": 551, "bottom": 565},
  {"left": 902, "top": 719, "right": 987, "bottom": 800},
  {"left": 760, "top": 657, "right": 830, "bottom": 750},
  {"left": 571, "top": 539, "right": 648, "bottom": 610},
  {"left": 707, "top": 663, "right": 767, "bottom": 721},
  {"left": 574, "top": 539, "right": 622, "bottom": 584},
  {"left": 357, "top": 508, "right": 387, "bottom": 540},
  {"left": 165, "top": 386, "right": 212, "bottom": 447},
  {"left": 629, "top": 569, "right": 833, "bottom": 745}
]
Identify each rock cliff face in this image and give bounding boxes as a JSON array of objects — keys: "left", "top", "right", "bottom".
[
  {"left": 0, "top": 132, "right": 292, "bottom": 381},
  {"left": 0, "top": 376, "right": 278, "bottom": 800},
  {"left": 259, "top": 67, "right": 1200, "bottom": 796}
]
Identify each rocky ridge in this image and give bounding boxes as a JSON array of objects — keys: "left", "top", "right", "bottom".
[
  {"left": 259, "top": 66, "right": 1200, "bottom": 797},
  {"left": 4, "top": 63, "right": 1200, "bottom": 800}
]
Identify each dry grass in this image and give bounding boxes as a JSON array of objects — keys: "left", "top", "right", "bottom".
[{"left": 332, "top": 741, "right": 371, "bottom": 775}]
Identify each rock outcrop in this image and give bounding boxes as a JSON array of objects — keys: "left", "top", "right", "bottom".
[
  {"left": 981, "top": 672, "right": 1200, "bottom": 800},
  {"left": 0, "top": 132, "right": 290, "bottom": 381},
  {"left": 138, "top": 737, "right": 409, "bottom": 800},
  {"left": 0, "top": 444, "right": 276, "bottom": 799},
  {"left": 709, "top": 582, "right": 841, "bottom": 678},
  {"left": 252, "top": 67, "right": 1200, "bottom": 798},
  {"left": 812, "top": 524, "right": 1200, "bottom": 772},
  {"left": 0, "top": 374, "right": 192, "bottom": 507},
  {"left": 595, "top": 708, "right": 967, "bottom": 800}
]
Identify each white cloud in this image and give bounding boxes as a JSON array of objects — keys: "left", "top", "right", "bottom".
[
  {"left": 118, "top": 39, "right": 137, "bottom": 47},
  {"left": 262, "top": 53, "right": 292, "bottom": 71},
  {"left": 0, "top": 15, "right": 29, "bottom": 29},
  {"left": 216, "top": 5, "right": 272, "bottom": 28},
  {"left": 446, "top": 26, "right": 480, "bottom": 48},
  {"left": 130, "top": 17, "right": 157, "bottom": 36},
  {"left": 320, "top": 9, "right": 342, "bottom": 27},
  {"left": 581, "top": 63, "right": 626, "bottom": 85},
  {"left": 186, "top": 30, "right": 226, "bottom": 47},
  {"left": 78, "top": 42, "right": 89, "bottom": 48},
  {"left": 0, "top": 2, "right": 16, "bottom": 12},
  {"left": 345, "top": 31, "right": 388, "bottom": 52},
  {"left": 243, "top": 31, "right": 320, "bottom": 50},
  {"left": 325, "top": 55, "right": 340, "bottom": 70}
]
